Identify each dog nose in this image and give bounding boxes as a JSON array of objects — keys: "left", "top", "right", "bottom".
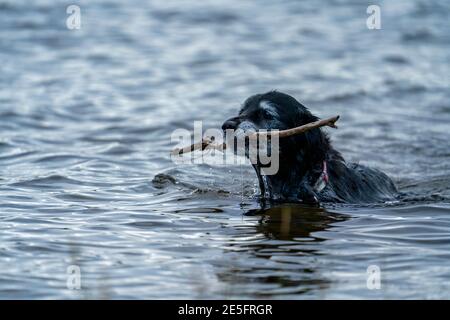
[{"left": 221, "top": 117, "right": 240, "bottom": 131}]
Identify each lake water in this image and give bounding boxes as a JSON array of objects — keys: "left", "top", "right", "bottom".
[{"left": 0, "top": 0, "right": 449, "bottom": 299}]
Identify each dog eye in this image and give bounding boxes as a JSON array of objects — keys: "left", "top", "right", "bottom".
[{"left": 262, "top": 110, "right": 274, "bottom": 119}]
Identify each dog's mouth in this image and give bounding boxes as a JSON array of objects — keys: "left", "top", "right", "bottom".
[
  {"left": 221, "top": 122, "right": 271, "bottom": 198},
  {"left": 223, "top": 121, "right": 258, "bottom": 157},
  {"left": 224, "top": 122, "right": 278, "bottom": 199}
]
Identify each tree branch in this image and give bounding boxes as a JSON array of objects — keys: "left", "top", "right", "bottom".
[{"left": 171, "top": 115, "right": 339, "bottom": 156}]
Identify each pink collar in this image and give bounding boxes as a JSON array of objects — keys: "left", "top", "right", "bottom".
[{"left": 313, "top": 161, "right": 329, "bottom": 193}]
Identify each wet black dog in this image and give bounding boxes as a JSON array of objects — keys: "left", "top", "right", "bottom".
[{"left": 222, "top": 91, "right": 398, "bottom": 204}]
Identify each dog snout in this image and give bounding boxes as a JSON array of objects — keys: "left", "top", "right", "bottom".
[{"left": 221, "top": 116, "right": 240, "bottom": 131}]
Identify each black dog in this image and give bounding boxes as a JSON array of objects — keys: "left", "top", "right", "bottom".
[{"left": 222, "top": 91, "right": 398, "bottom": 204}]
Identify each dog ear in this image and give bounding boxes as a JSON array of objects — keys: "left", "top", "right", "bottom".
[
  {"left": 291, "top": 110, "right": 328, "bottom": 163},
  {"left": 292, "top": 106, "right": 318, "bottom": 127}
]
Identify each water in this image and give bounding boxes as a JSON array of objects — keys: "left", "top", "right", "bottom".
[{"left": 0, "top": 0, "right": 449, "bottom": 299}]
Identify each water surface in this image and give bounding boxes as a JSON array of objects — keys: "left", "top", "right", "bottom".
[{"left": 0, "top": 0, "right": 449, "bottom": 299}]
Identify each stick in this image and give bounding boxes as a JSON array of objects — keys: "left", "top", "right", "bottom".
[
  {"left": 171, "top": 137, "right": 225, "bottom": 156},
  {"left": 248, "top": 115, "right": 339, "bottom": 139},
  {"left": 171, "top": 115, "right": 339, "bottom": 156}
]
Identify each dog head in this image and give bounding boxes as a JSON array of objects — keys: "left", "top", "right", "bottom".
[{"left": 222, "top": 91, "right": 331, "bottom": 203}]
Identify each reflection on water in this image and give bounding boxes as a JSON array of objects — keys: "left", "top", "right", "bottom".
[
  {"left": 244, "top": 204, "right": 346, "bottom": 241},
  {"left": 1, "top": 0, "right": 450, "bottom": 299},
  {"left": 215, "top": 205, "right": 348, "bottom": 297}
]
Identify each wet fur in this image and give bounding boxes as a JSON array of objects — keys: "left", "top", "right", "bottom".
[{"left": 222, "top": 91, "right": 398, "bottom": 204}]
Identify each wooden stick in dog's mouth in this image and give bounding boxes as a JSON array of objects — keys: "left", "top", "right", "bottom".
[{"left": 171, "top": 115, "right": 340, "bottom": 156}]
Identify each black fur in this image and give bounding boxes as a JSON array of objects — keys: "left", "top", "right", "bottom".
[{"left": 222, "top": 91, "right": 398, "bottom": 204}]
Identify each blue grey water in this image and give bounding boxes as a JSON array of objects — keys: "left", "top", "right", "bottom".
[{"left": 0, "top": 0, "right": 449, "bottom": 299}]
